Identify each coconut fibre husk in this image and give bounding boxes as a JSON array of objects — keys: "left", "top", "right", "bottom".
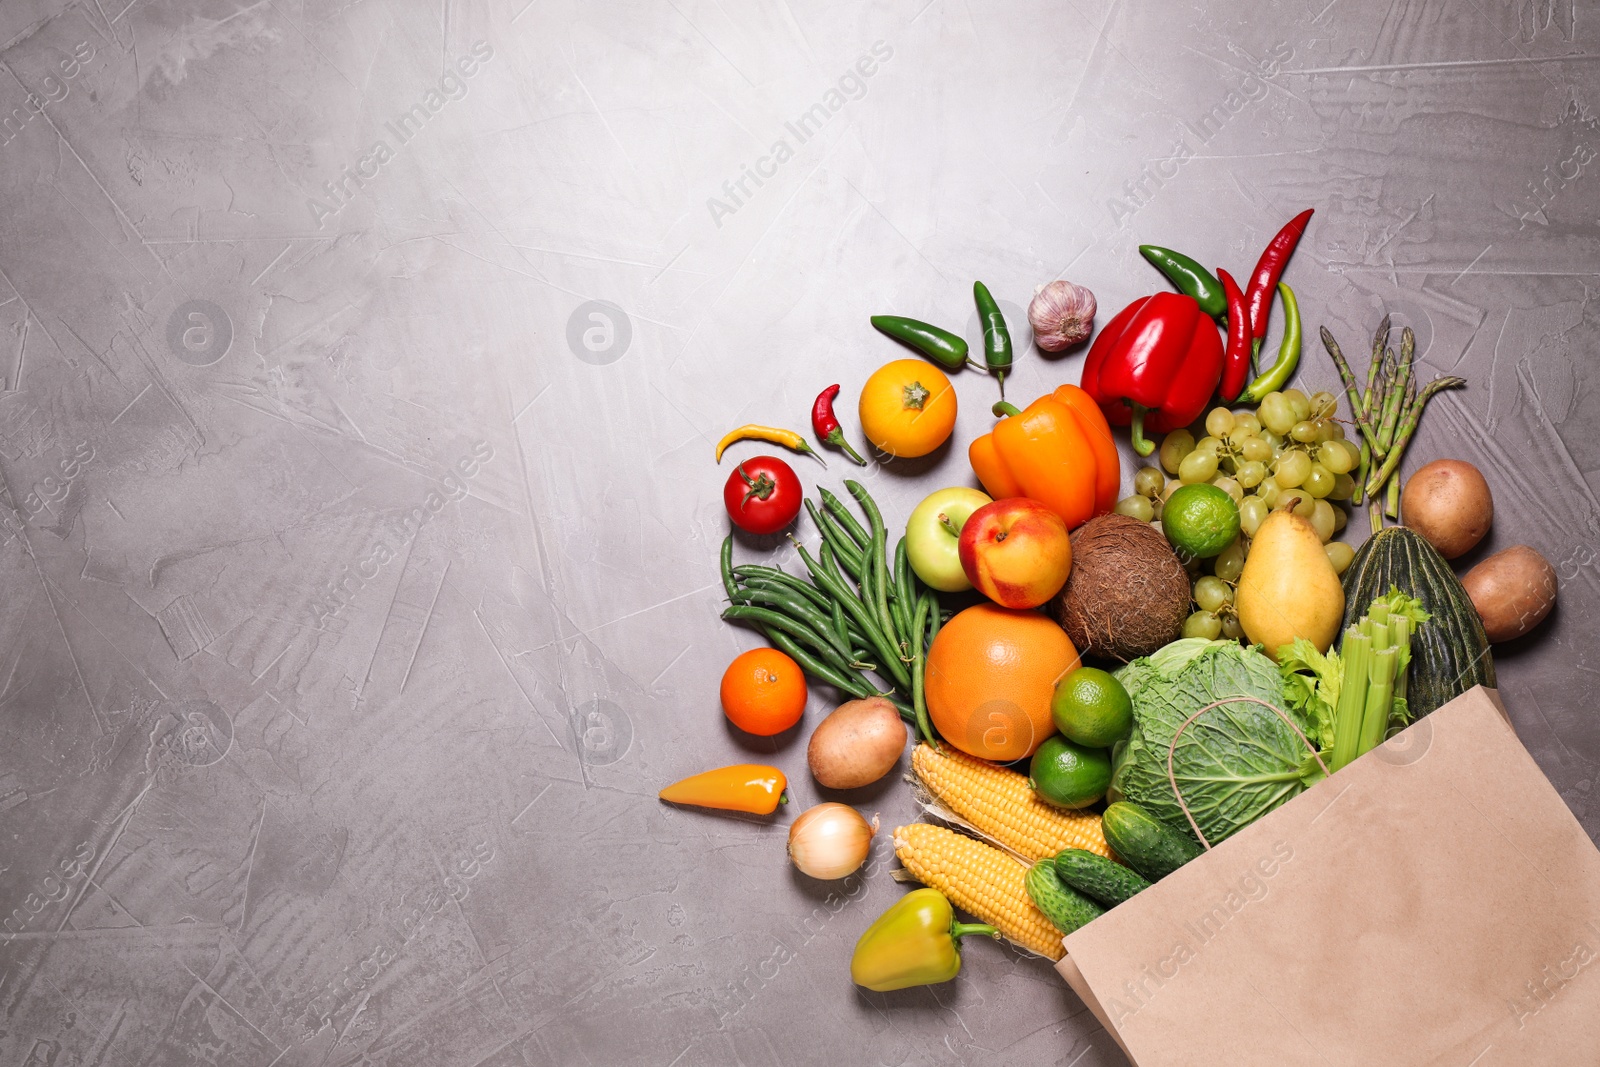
[{"left": 1052, "top": 513, "right": 1189, "bottom": 662}]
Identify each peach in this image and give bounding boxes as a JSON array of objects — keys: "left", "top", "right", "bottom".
[{"left": 958, "top": 498, "right": 1073, "bottom": 609}]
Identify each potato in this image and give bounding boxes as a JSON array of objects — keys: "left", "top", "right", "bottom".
[
  {"left": 1462, "top": 545, "right": 1556, "bottom": 643},
  {"left": 807, "top": 697, "right": 907, "bottom": 789},
  {"left": 1400, "top": 459, "right": 1493, "bottom": 559}
]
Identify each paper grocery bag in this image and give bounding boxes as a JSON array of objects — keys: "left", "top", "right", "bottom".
[{"left": 1055, "top": 686, "right": 1600, "bottom": 1066}]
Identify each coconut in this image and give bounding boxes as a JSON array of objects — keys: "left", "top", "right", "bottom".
[{"left": 1051, "top": 514, "right": 1189, "bottom": 661}]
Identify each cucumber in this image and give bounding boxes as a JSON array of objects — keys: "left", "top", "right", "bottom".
[
  {"left": 1102, "top": 801, "right": 1202, "bottom": 882},
  {"left": 1025, "top": 860, "right": 1104, "bottom": 936},
  {"left": 1054, "top": 848, "right": 1152, "bottom": 907}
]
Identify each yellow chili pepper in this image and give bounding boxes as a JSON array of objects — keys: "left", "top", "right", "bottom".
[{"left": 715, "top": 424, "right": 824, "bottom": 465}]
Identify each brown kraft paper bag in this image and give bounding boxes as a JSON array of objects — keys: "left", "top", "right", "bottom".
[{"left": 1055, "top": 686, "right": 1600, "bottom": 1066}]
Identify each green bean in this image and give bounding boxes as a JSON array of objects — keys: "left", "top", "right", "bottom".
[
  {"left": 808, "top": 499, "right": 864, "bottom": 580},
  {"left": 922, "top": 589, "right": 944, "bottom": 741},
  {"left": 819, "top": 543, "right": 849, "bottom": 591},
  {"left": 890, "top": 537, "right": 914, "bottom": 650},
  {"left": 758, "top": 623, "right": 875, "bottom": 700},
  {"left": 720, "top": 536, "right": 743, "bottom": 604},
  {"left": 830, "top": 598, "right": 849, "bottom": 648},
  {"left": 793, "top": 540, "right": 910, "bottom": 692},
  {"left": 847, "top": 481, "right": 899, "bottom": 658},
  {"left": 818, "top": 487, "right": 870, "bottom": 548},
  {"left": 732, "top": 566, "right": 831, "bottom": 611},
  {"left": 908, "top": 595, "right": 935, "bottom": 745},
  {"left": 735, "top": 586, "right": 856, "bottom": 663},
  {"left": 723, "top": 605, "right": 859, "bottom": 674}
]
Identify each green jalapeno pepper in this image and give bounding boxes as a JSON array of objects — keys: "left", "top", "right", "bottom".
[
  {"left": 1138, "top": 245, "right": 1227, "bottom": 320},
  {"left": 870, "top": 315, "right": 969, "bottom": 371},
  {"left": 972, "top": 280, "right": 1012, "bottom": 399}
]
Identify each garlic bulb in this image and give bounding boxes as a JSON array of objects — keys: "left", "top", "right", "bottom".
[
  {"left": 1029, "top": 280, "right": 1097, "bottom": 351},
  {"left": 788, "top": 803, "right": 877, "bottom": 880}
]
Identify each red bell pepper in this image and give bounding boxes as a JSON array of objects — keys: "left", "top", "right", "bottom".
[{"left": 1080, "top": 293, "right": 1224, "bottom": 456}]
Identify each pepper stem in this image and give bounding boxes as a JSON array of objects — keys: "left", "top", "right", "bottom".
[
  {"left": 951, "top": 922, "right": 1001, "bottom": 941},
  {"left": 1128, "top": 403, "right": 1156, "bottom": 457},
  {"left": 795, "top": 438, "right": 829, "bottom": 468},
  {"left": 825, "top": 428, "right": 868, "bottom": 467},
  {"left": 992, "top": 401, "right": 1022, "bottom": 418}
]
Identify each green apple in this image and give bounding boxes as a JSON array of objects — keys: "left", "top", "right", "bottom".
[{"left": 905, "top": 487, "right": 993, "bottom": 592}]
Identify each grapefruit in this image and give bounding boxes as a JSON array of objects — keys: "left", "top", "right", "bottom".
[{"left": 924, "top": 604, "right": 1080, "bottom": 761}]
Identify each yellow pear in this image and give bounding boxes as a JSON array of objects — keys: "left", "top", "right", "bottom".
[{"left": 1236, "top": 509, "right": 1345, "bottom": 660}]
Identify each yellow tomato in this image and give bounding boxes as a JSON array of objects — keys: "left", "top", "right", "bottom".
[{"left": 858, "top": 359, "right": 958, "bottom": 458}]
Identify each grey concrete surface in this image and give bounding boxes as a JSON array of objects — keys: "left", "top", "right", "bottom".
[{"left": 0, "top": 1, "right": 1595, "bottom": 1064}]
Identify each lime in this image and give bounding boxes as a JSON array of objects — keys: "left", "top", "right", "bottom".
[
  {"left": 1161, "top": 483, "right": 1241, "bottom": 559},
  {"left": 1051, "top": 667, "right": 1133, "bottom": 748},
  {"left": 1029, "top": 736, "right": 1112, "bottom": 809}
]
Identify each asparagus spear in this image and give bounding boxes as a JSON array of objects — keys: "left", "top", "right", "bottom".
[
  {"left": 1376, "top": 328, "right": 1415, "bottom": 454},
  {"left": 1363, "top": 315, "right": 1390, "bottom": 422},
  {"left": 1321, "top": 327, "right": 1383, "bottom": 456},
  {"left": 1363, "top": 376, "right": 1468, "bottom": 499}
]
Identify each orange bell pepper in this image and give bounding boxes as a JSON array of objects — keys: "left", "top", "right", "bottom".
[
  {"left": 967, "top": 385, "right": 1119, "bottom": 529},
  {"left": 659, "top": 764, "right": 788, "bottom": 814}
]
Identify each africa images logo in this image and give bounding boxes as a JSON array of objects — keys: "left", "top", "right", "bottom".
[
  {"left": 705, "top": 41, "right": 894, "bottom": 228},
  {"left": 306, "top": 41, "right": 495, "bottom": 229},
  {"left": 0, "top": 41, "right": 97, "bottom": 149},
  {"left": 307, "top": 440, "right": 493, "bottom": 624}
]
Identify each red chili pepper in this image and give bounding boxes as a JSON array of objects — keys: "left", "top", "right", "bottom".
[
  {"left": 1080, "top": 293, "right": 1224, "bottom": 457},
  {"left": 810, "top": 385, "right": 868, "bottom": 466},
  {"left": 1243, "top": 208, "right": 1313, "bottom": 346},
  {"left": 1217, "top": 267, "right": 1251, "bottom": 403}
]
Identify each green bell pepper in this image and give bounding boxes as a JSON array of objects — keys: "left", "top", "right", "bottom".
[{"left": 849, "top": 888, "right": 998, "bottom": 992}]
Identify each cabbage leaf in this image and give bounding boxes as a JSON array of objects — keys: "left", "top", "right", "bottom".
[{"left": 1111, "top": 641, "right": 1327, "bottom": 846}]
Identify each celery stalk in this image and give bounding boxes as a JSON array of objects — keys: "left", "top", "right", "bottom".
[
  {"left": 1368, "top": 619, "right": 1390, "bottom": 661},
  {"left": 1330, "top": 629, "right": 1371, "bottom": 772},
  {"left": 1392, "top": 616, "right": 1412, "bottom": 706},
  {"left": 1357, "top": 648, "right": 1398, "bottom": 757}
]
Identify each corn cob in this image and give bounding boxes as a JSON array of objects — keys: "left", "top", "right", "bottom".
[
  {"left": 911, "top": 743, "right": 1112, "bottom": 862},
  {"left": 893, "top": 823, "right": 1064, "bottom": 960}
]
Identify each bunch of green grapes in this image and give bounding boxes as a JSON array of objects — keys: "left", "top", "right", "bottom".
[{"left": 1113, "top": 388, "right": 1358, "bottom": 640}]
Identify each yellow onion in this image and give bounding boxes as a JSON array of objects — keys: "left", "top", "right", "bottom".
[{"left": 788, "top": 803, "right": 877, "bottom": 879}]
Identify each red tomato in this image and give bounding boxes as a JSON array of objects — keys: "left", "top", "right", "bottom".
[{"left": 723, "top": 456, "right": 802, "bottom": 535}]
